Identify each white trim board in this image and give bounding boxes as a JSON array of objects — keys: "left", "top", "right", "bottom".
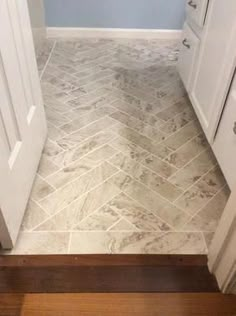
[{"left": 47, "top": 27, "right": 182, "bottom": 39}]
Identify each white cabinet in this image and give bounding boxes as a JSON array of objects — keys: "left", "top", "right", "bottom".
[
  {"left": 186, "top": 0, "right": 209, "bottom": 28},
  {"left": 213, "top": 75, "right": 236, "bottom": 189},
  {"left": 178, "top": 23, "right": 200, "bottom": 92},
  {"left": 190, "top": 0, "right": 236, "bottom": 141},
  {"left": 178, "top": 0, "right": 236, "bottom": 188}
]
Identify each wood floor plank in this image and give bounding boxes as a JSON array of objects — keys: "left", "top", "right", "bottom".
[{"left": 1, "top": 293, "right": 236, "bottom": 316}]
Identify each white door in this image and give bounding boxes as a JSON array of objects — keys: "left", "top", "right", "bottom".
[{"left": 0, "top": 0, "right": 47, "bottom": 249}]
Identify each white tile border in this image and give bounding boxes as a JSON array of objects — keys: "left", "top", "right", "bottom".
[{"left": 47, "top": 27, "right": 182, "bottom": 40}]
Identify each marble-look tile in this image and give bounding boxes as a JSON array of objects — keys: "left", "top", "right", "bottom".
[
  {"left": 30, "top": 175, "right": 55, "bottom": 202},
  {"left": 109, "top": 152, "right": 182, "bottom": 201},
  {"left": 69, "top": 232, "right": 206, "bottom": 254},
  {"left": 155, "top": 97, "right": 189, "bottom": 121},
  {"left": 162, "top": 120, "right": 201, "bottom": 151},
  {"left": 15, "top": 38, "right": 229, "bottom": 255},
  {"left": 60, "top": 106, "right": 115, "bottom": 134},
  {"left": 75, "top": 204, "right": 121, "bottom": 231},
  {"left": 110, "top": 111, "right": 166, "bottom": 142},
  {"left": 45, "top": 107, "right": 71, "bottom": 127},
  {"left": 182, "top": 186, "right": 230, "bottom": 232},
  {"left": 109, "top": 218, "right": 137, "bottom": 231},
  {"left": 165, "top": 134, "right": 209, "bottom": 169},
  {"left": 47, "top": 122, "right": 67, "bottom": 142},
  {"left": 169, "top": 149, "right": 217, "bottom": 190},
  {"left": 108, "top": 193, "right": 171, "bottom": 231},
  {"left": 111, "top": 123, "right": 172, "bottom": 159},
  {"left": 57, "top": 116, "right": 116, "bottom": 150},
  {"left": 39, "top": 162, "right": 118, "bottom": 215},
  {"left": 43, "top": 139, "right": 64, "bottom": 159},
  {"left": 175, "top": 166, "right": 227, "bottom": 215},
  {"left": 109, "top": 136, "right": 149, "bottom": 162},
  {"left": 36, "top": 181, "right": 121, "bottom": 231},
  {"left": 159, "top": 108, "right": 195, "bottom": 135},
  {"left": 7, "top": 232, "right": 69, "bottom": 255},
  {"left": 47, "top": 145, "right": 117, "bottom": 189},
  {"left": 111, "top": 100, "right": 164, "bottom": 128},
  {"left": 109, "top": 171, "right": 190, "bottom": 229},
  {"left": 21, "top": 200, "right": 49, "bottom": 232},
  {"left": 50, "top": 131, "right": 116, "bottom": 168},
  {"left": 142, "top": 154, "right": 178, "bottom": 179}
]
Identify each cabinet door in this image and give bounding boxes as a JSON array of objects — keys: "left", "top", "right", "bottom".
[
  {"left": 0, "top": 0, "right": 47, "bottom": 248},
  {"left": 190, "top": 0, "right": 236, "bottom": 142},
  {"left": 186, "top": 0, "right": 209, "bottom": 28},
  {"left": 178, "top": 23, "right": 200, "bottom": 92},
  {"left": 213, "top": 74, "right": 236, "bottom": 189}
]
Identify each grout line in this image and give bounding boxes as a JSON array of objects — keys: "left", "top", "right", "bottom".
[{"left": 40, "top": 40, "right": 57, "bottom": 81}]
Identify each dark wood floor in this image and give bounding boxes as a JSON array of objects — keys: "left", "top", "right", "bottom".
[
  {"left": 0, "top": 255, "right": 218, "bottom": 293},
  {"left": 1, "top": 293, "right": 236, "bottom": 316}
]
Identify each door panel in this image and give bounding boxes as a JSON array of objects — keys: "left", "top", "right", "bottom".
[{"left": 0, "top": 0, "right": 47, "bottom": 248}]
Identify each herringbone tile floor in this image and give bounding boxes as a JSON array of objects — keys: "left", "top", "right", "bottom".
[{"left": 8, "top": 38, "right": 230, "bottom": 254}]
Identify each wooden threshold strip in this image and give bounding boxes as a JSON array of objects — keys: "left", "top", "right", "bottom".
[{"left": 0, "top": 254, "right": 219, "bottom": 293}]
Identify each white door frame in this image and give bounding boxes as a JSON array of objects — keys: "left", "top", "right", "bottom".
[{"left": 208, "top": 186, "right": 236, "bottom": 293}]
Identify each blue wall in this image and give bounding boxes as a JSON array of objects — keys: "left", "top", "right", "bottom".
[{"left": 44, "top": 0, "right": 185, "bottom": 29}]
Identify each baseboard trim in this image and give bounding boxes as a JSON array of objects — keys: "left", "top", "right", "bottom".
[{"left": 47, "top": 27, "right": 182, "bottom": 39}]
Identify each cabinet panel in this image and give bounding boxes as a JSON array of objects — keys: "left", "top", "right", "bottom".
[
  {"left": 213, "top": 74, "right": 236, "bottom": 189},
  {"left": 178, "top": 23, "right": 200, "bottom": 92},
  {"left": 186, "top": 0, "right": 208, "bottom": 28},
  {"left": 190, "top": 0, "right": 236, "bottom": 140}
]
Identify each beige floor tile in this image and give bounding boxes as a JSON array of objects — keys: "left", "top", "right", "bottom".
[
  {"left": 109, "top": 218, "right": 138, "bottom": 231},
  {"left": 169, "top": 149, "right": 217, "bottom": 190},
  {"left": 111, "top": 123, "right": 172, "bottom": 159},
  {"left": 110, "top": 110, "right": 166, "bottom": 142},
  {"left": 108, "top": 193, "right": 171, "bottom": 231},
  {"left": 162, "top": 120, "right": 202, "bottom": 151},
  {"left": 109, "top": 136, "right": 150, "bottom": 162},
  {"left": 165, "top": 134, "right": 208, "bottom": 169},
  {"left": 142, "top": 154, "right": 178, "bottom": 179},
  {"left": 182, "top": 186, "right": 230, "bottom": 232},
  {"left": 159, "top": 108, "right": 195, "bottom": 135},
  {"left": 47, "top": 122, "right": 67, "bottom": 141},
  {"left": 37, "top": 154, "right": 60, "bottom": 178},
  {"left": 21, "top": 200, "right": 49, "bottom": 232},
  {"left": 155, "top": 96, "right": 189, "bottom": 121},
  {"left": 39, "top": 162, "right": 118, "bottom": 215},
  {"left": 14, "top": 37, "right": 229, "bottom": 255},
  {"left": 69, "top": 232, "right": 206, "bottom": 254},
  {"left": 109, "top": 152, "right": 182, "bottom": 201},
  {"left": 47, "top": 145, "right": 117, "bottom": 189},
  {"left": 75, "top": 205, "right": 121, "bottom": 231},
  {"left": 111, "top": 100, "right": 164, "bottom": 128},
  {"left": 50, "top": 130, "right": 116, "bottom": 167},
  {"left": 30, "top": 175, "right": 55, "bottom": 202},
  {"left": 175, "top": 166, "right": 227, "bottom": 215},
  {"left": 109, "top": 171, "right": 190, "bottom": 229},
  {"left": 57, "top": 116, "right": 116, "bottom": 150},
  {"left": 60, "top": 106, "right": 115, "bottom": 134},
  {"left": 5, "top": 232, "right": 70, "bottom": 255}
]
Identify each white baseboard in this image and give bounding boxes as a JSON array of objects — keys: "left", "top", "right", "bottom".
[{"left": 47, "top": 27, "right": 182, "bottom": 40}]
